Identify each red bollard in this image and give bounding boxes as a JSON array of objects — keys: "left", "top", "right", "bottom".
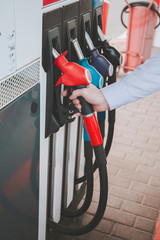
[{"left": 122, "top": 0, "right": 160, "bottom": 72}]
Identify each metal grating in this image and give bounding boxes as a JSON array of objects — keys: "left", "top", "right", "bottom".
[{"left": 0, "top": 61, "right": 40, "bottom": 110}]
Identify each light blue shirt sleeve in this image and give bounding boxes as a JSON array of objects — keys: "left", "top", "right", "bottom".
[{"left": 100, "top": 52, "right": 160, "bottom": 110}]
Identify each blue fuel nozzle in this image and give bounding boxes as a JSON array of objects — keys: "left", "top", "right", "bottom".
[
  {"left": 72, "top": 38, "right": 104, "bottom": 141},
  {"left": 72, "top": 38, "right": 104, "bottom": 89}
]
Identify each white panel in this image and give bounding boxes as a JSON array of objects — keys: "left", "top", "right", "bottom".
[
  {"left": 77, "top": 128, "right": 85, "bottom": 190},
  {"left": 66, "top": 118, "right": 79, "bottom": 207},
  {"left": 51, "top": 127, "right": 65, "bottom": 222},
  {"left": 0, "top": 0, "right": 16, "bottom": 80},
  {"left": 38, "top": 67, "right": 50, "bottom": 240},
  {"left": 15, "top": 0, "right": 41, "bottom": 69}
]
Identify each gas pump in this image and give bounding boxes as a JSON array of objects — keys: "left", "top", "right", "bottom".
[
  {"left": 0, "top": 1, "right": 41, "bottom": 240},
  {"left": 46, "top": 48, "right": 108, "bottom": 235},
  {"left": 0, "top": 0, "right": 116, "bottom": 239}
]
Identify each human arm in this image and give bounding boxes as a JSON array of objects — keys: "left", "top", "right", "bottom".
[
  {"left": 62, "top": 84, "right": 110, "bottom": 113},
  {"left": 101, "top": 51, "right": 160, "bottom": 110},
  {"left": 63, "top": 51, "right": 160, "bottom": 112}
]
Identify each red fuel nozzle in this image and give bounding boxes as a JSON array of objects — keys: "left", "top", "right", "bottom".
[
  {"left": 52, "top": 49, "right": 91, "bottom": 87},
  {"left": 52, "top": 48, "right": 102, "bottom": 147}
]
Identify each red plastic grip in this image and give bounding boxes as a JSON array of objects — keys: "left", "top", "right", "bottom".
[
  {"left": 54, "top": 53, "right": 91, "bottom": 87},
  {"left": 43, "top": 0, "right": 60, "bottom": 6},
  {"left": 83, "top": 114, "right": 103, "bottom": 147}
]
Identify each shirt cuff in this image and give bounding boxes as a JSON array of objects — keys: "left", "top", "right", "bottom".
[{"left": 100, "top": 81, "right": 133, "bottom": 110}]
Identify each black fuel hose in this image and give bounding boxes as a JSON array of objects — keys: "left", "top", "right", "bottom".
[
  {"left": 121, "top": 1, "right": 160, "bottom": 29},
  {"left": 75, "top": 69, "right": 117, "bottom": 185},
  {"left": 105, "top": 115, "right": 115, "bottom": 156},
  {"left": 62, "top": 141, "right": 94, "bottom": 217},
  {"left": 105, "top": 69, "right": 116, "bottom": 156},
  {"left": 48, "top": 144, "right": 108, "bottom": 235}
]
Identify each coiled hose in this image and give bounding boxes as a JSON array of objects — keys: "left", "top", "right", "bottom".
[
  {"left": 48, "top": 144, "right": 108, "bottom": 235},
  {"left": 62, "top": 141, "right": 94, "bottom": 217},
  {"left": 48, "top": 86, "right": 108, "bottom": 235}
]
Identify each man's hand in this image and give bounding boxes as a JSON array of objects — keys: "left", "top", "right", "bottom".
[{"left": 62, "top": 84, "right": 110, "bottom": 115}]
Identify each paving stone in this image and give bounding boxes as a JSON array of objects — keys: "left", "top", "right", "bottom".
[
  {"left": 119, "top": 114, "right": 143, "bottom": 124},
  {"left": 125, "top": 153, "right": 156, "bottom": 167},
  {"left": 131, "top": 140, "right": 159, "bottom": 152},
  {"left": 122, "top": 132, "right": 149, "bottom": 143},
  {"left": 148, "top": 137, "right": 160, "bottom": 147},
  {"left": 113, "top": 128, "right": 123, "bottom": 137},
  {"left": 114, "top": 143, "right": 143, "bottom": 156},
  {"left": 128, "top": 121, "right": 153, "bottom": 132},
  {"left": 128, "top": 113, "right": 144, "bottom": 122},
  {"left": 132, "top": 229, "right": 153, "bottom": 240},
  {"left": 131, "top": 181, "right": 160, "bottom": 198},
  {"left": 107, "top": 165, "right": 120, "bottom": 176},
  {"left": 115, "top": 118, "right": 130, "bottom": 127},
  {"left": 108, "top": 157, "right": 138, "bottom": 170},
  {"left": 115, "top": 124, "right": 139, "bottom": 135},
  {"left": 76, "top": 230, "right": 118, "bottom": 240},
  {"left": 135, "top": 217, "right": 156, "bottom": 233},
  {"left": 92, "top": 190, "right": 100, "bottom": 203},
  {"left": 107, "top": 195, "right": 123, "bottom": 209},
  {"left": 110, "top": 186, "right": 143, "bottom": 204},
  {"left": 143, "top": 195, "right": 160, "bottom": 209},
  {"left": 117, "top": 108, "right": 134, "bottom": 117},
  {"left": 122, "top": 200, "right": 158, "bottom": 220},
  {"left": 136, "top": 111, "right": 157, "bottom": 121},
  {"left": 140, "top": 123, "right": 160, "bottom": 136},
  {"left": 112, "top": 223, "right": 134, "bottom": 240},
  {"left": 118, "top": 169, "right": 149, "bottom": 184},
  {"left": 141, "top": 150, "right": 160, "bottom": 162},
  {"left": 138, "top": 129, "right": 156, "bottom": 138},
  {"left": 150, "top": 176, "right": 160, "bottom": 188},
  {"left": 152, "top": 125, "right": 160, "bottom": 134},
  {"left": 113, "top": 135, "right": 132, "bottom": 146},
  {"left": 103, "top": 207, "right": 136, "bottom": 227},
  {"left": 109, "top": 148, "right": 126, "bottom": 159},
  {"left": 129, "top": 105, "right": 147, "bottom": 114},
  {"left": 108, "top": 175, "right": 131, "bottom": 189},
  {"left": 154, "top": 161, "right": 160, "bottom": 170}
]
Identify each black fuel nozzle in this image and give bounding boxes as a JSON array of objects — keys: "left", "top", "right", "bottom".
[{"left": 97, "top": 26, "right": 122, "bottom": 68}]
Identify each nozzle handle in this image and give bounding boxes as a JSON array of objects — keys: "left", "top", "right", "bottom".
[
  {"left": 85, "top": 32, "right": 95, "bottom": 51},
  {"left": 73, "top": 85, "right": 94, "bottom": 116},
  {"left": 97, "top": 26, "right": 106, "bottom": 42},
  {"left": 71, "top": 38, "right": 84, "bottom": 60},
  {"left": 52, "top": 48, "right": 60, "bottom": 59}
]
